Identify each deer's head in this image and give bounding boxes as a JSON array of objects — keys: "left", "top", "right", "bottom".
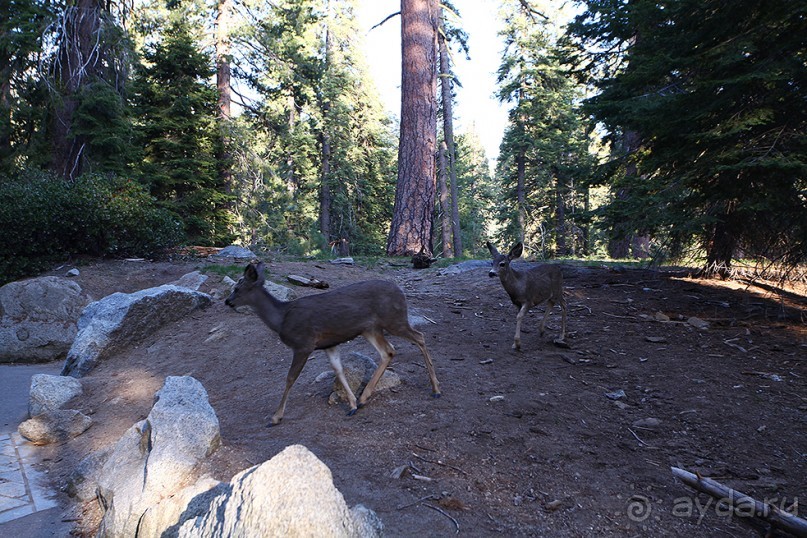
[
  {"left": 225, "top": 262, "right": 265, "bottom": 308},
  {"left": 487, "top": 241, "right": 523, "bottom": 279}
]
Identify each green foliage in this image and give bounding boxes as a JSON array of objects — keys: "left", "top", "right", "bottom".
[
  {"left": 0, "top": 169, "right": 184, "bottom": 285},
  {"left": 494, "top": 0, "right": 597, "bottom": 257},
  {"left": 566, "top": 0, "right": 807, "bottom": 272},
  {"left": 132, "top": 16, "right": 233, "bottom": 246}
]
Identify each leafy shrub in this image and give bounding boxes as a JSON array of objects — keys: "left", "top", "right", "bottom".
[{"left": 0, "top": 170, "right": 185, "bottom": 285}]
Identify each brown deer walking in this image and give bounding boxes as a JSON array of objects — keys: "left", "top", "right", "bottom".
[
  {"left": 225, "top": 262, "right": 441, "bottom": 425},
  {"left": 487, "top": 242, "right": 567, "bottom": 351}
]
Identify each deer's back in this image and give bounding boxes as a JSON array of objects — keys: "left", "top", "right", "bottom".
[
  {"left": 279, "top": 280, "right": 409, "bottom": 350},
  {"left": 505, "top": 264, "right": 563, "bottom": 307}
]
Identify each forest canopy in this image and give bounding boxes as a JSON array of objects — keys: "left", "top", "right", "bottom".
[{"left": 0, "top": 0, "right": 803, "bottom": 285}]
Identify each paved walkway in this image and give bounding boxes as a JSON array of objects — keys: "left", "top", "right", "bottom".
[{"left": 0, "top": 362, "right": 73, "bottom": 536}]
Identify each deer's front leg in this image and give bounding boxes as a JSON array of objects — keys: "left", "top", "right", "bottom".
[
  {"left": 270, "top": 350, "right": 310, "bottom": 426},
  {"left": 513, "top": 304, "right": 528, "bottom": 351}
]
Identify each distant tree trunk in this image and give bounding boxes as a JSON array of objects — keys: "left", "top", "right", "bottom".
[
  {"left": 51, "top": 0, "right": 103, "bottom": 180},
  {"left": 438, "top": 12, "right": 461, "bottom": 257},
  {"left": 437, "top": 140, "right": 452, "bottom": 256},
  {"left": 319, "top": 126, "right": 332, "bottom": 247},
  {"left": 607, "top": 129, "right": 641, "bottom": 258},
  {"left": 318, "top": 20, "right": 333, "bottom": 249},
  {"left": 555, "top": 168, "right": 567, "bottom": 256},
  {"left": 216, "top": 0, "right": 234, "bottom": 214},
  {"left": 387, "top": 0, "right": 438, "bottom": 257},
  {"left": 702, "top": 199, "right": 738, "bottom": 278},
  {"left": 516, "top": 145, "right": 526, "bottom": 243}
]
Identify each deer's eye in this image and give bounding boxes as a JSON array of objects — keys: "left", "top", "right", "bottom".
[{"left": 499, "top": 261, "right": 506, "bottom": 267}]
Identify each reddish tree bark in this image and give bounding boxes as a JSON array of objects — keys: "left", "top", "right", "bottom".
[{"left": 387, "top": 0, "right": 438, "bottom": 257}]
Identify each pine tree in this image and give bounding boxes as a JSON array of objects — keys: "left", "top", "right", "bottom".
[
  {"left": 566, "top": 0, "right": 807, "bottom": 274},
  {"left": 132, "top": 16, "right": 231, "bottom": 245}
]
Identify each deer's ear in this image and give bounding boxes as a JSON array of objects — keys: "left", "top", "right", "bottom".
[
  {"left": 244, "top": 263, "right": 259, "bottom": 282},
  {"left": 486, "top": 241, "right": 499, "bottom": 256},
  {"left": 509, "top": 243, "right": 523, "bottom": 259},
  {"left": 253, "top": 262, "right": 266, "bottom": 282}
]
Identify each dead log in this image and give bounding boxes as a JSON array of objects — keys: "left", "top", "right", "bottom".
[
  {"left": 671, "top": 466, "right": 807, "bottom": 537},
  {"left": 286, "top": 275, "right": 329, "bottom": 289}
]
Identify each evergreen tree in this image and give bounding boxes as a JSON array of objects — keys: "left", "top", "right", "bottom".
[
  {"left": 566, "top": 0, "right": 807, "bottom": 275},
  {"left": 132, "top": 16, "right": 231, "bottom": 245},
  {"left": 495, "top": 0, "right": 594, "bottom": 257}
]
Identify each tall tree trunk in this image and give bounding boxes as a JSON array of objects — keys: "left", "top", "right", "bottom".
[
  {"left": 319, "top": 128, "right": 332, "bottom": 247},
  {"left": 555, "top": 168, "right": 567, "bottom": 256},
  {"left": 51, "top": 0, "right": 103, "bottom": 180},
  {"left": 607, "top": 129, "right": 641, "bottom": 258},
  {"left": 438, "top": 12, "right": 461, "bottom": 257},
  {"left": 216, "top": 0, "right": 234, "bottom": 216},
  {"left": 703, "top": 200, "right": 738, "bottom": 278},
  {"left": 387, "top": 0, "right": 438, "bottom": 257},
  {"left": 516, "top": 145, "right": 526, "bottom": 243},
  {"left": 437, "top": 140, "right": 452, "bottom": 256}
]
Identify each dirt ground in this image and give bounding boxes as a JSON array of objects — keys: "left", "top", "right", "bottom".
[{"left": 34, "top": 253, "right": 806, "bottom": 536}]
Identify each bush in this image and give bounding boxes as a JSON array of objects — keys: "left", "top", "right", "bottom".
[{"left": 0, "top": 170, "right": 185, "bottom": 285}]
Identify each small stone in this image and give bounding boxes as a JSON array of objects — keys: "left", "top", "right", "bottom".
[
  {"left": 605, "top": 389, "right": 626, "bottom": 400},
  {"left": 632, "top": 418, "right": 661, "bottom": 429},
  {"left": 66, "top": 268, "right": 80, "bottom": 277},
  {"left": 687, "top": 317, "right": 710, "bottom": 330},
  {"left": 489, "top": 395, "right": 505, "bottom": 402}
]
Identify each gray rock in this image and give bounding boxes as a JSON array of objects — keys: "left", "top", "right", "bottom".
[
  {"left": 96, "top": 376, "right": 220, "bottom": 538},
  {"left": 66, "top": 447, "right": 112, "bottom": 501},
  {"left": 632, "top": 417, "right": 661, "bottom": 429},
  {"left": 18, "top": 409, "right": 92, "bottom": 445},
  {"left": 211, "top": 245, "right": 256, "bottom": 260},
  {"left": 178, "top": 445, "right": 381, "bottom": 537},
  {"left": 66, "top": 268, "right": 81, "bottom": 277},
  {"left": 138, "top": 476, "right": 226, "bottom": 538},
  {"left": 61, "top": 285, "right": 211, "bottom": 377},
  {"left": 28, "top": 373, "right": 83, "bottom": 416},
  {"left": 0, "top": 276, "right": 89, "bottom": 363},
  {"left": 169, "top": 271, "right": 209, "bottom": 291}
]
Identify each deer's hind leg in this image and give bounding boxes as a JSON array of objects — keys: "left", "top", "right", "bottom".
[
  {"left": 358, "top": 329, "right": 395, "bottom": 407},
  {"left": 271, "top": 349, "right": 311, "bottom": 426},
  {"left": 325, "top": 347, "right": 358, "bottom": 415},
  {"left": 394, "top": 326, "right": 441, "bottom": 398}
]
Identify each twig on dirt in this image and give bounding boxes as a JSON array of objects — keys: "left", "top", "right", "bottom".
[
  {"left": 724, "top": 338, "right": 748, "bottom": 352},
  {"left": 422, "top": 315, "right": 437, "bottom": 324},
  {"left": 414, "top": 443, "right": 436, "bottom": 452},
  {"left": 628, "top": 428, "right": 653, "bottom": 447},
  {"left": 603, "top": 312, "right": 638, "bottom": 320},
  {"left": 397, "top": 494, "right": 437, "bottom": 510},
  {"left": 423, "top": 502, "right": 460, "bottom": 534},
  {"left": 568, "top": 374, "right": 590, "bottom": 386},
  {"left": 412, "top": 452, "right": 469, "bottom": 476},
  {"left": 474, "top": 312, "right": 486, "bottom": 318}
]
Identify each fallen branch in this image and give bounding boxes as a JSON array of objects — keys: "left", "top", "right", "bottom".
[
  {"left": 423, "top": 502, "right": 459, "bottom": 534},
  {"left": 671, "top": 466, "right": 807, "bottom": 537}
]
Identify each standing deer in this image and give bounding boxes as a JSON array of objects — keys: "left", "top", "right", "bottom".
[
  {"left": 225, "top": 262, "right": 441, "bottom": 425},
  {"left": 487, "top": 242, "right": 567, "bottom": 350}
]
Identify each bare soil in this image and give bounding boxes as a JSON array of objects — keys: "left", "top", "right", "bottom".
[{"left": 36, "top": 255, "right": 806, "bottom": 536}]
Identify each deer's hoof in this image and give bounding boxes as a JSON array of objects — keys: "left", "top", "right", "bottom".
[
  {"left": 432, "top": 392, "right": 442, "bottom": 399},
  {"left": 347, "top": 408, "right": 357, "bottom": 416}
]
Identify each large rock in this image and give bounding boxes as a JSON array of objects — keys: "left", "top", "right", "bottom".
[
  {"left": 61, "top": 285, "right": 211, "bottom": 377},
  {"left": 28, "top": 373, "right": 83, "bottom": 416},
  {"left": 178, "top": 445, "right": 383, "bottom": 537},
  {"left": 137, "top": 477, "right": 227, "bottom": 538},
  {"left": 0, "top": 276, "right": 89, "bottom": 363},
  {"left": 97, "top": 376, "right": 220, "bottom": 538},
  {"left": 18, "top": 409, "right": 92, "bottom": 445}
]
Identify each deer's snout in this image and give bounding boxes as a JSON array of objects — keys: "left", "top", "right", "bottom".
[{"left": 488, "top": 268, "right": 497, "bottom": 278}]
